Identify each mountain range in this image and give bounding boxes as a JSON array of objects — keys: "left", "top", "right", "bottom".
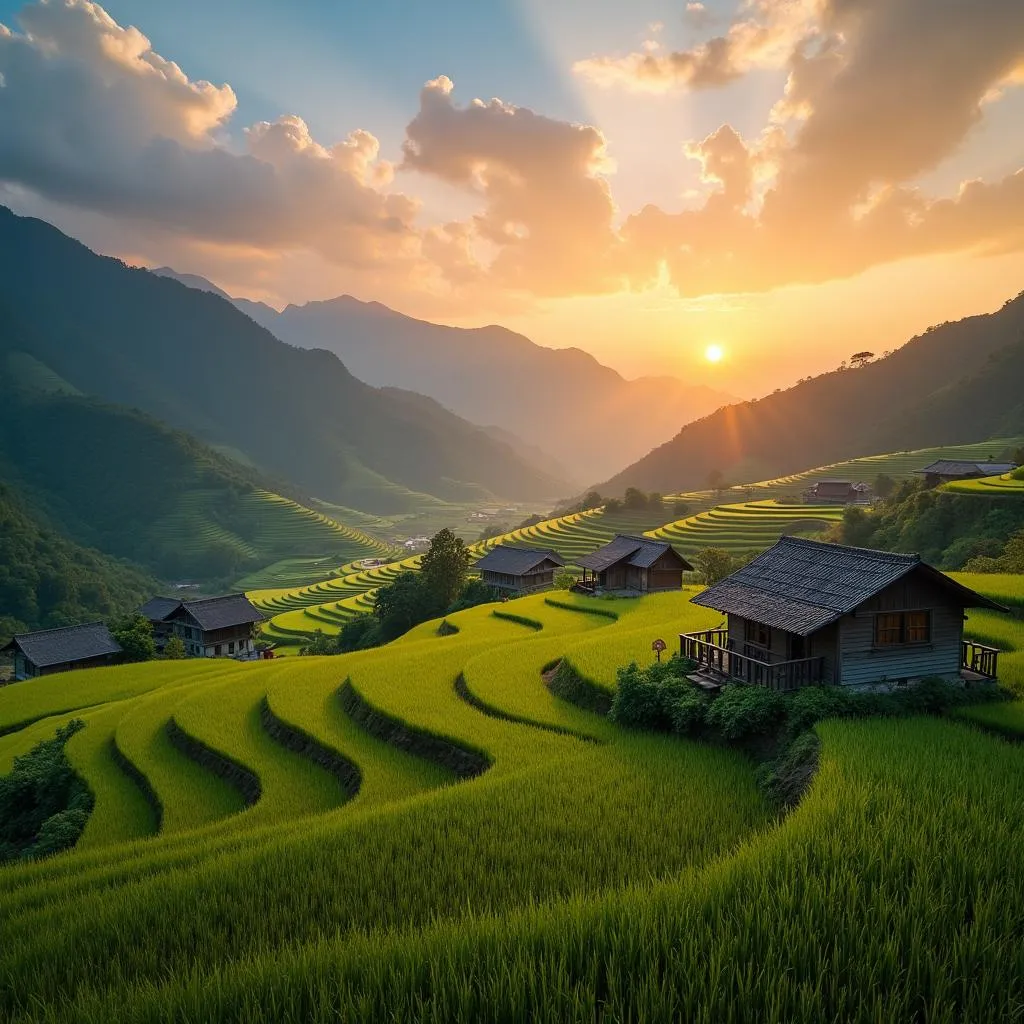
[
  {"left": 152, "top": 268, "right": 733, "bottom": 483},
  {"left": 0, "top": 208, "right": 562, "bottom": 512},
  {"left": 600, "top": 291, "right": 1024, "bottom": 495}
]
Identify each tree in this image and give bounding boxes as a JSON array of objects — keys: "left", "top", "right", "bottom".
[
  {"left": 623, "top": 487, "right": 648, "bottom": 511},
  {"left": 648, "top": 492, "right": 663, "bottom": 510},
  {"left": 850, "top": 351, "right": 875, "bottom": 369},
  {"left": 419, "top": 529, "right": 471, "bottom": 610},
  {"left": 110, "top": 614, "right": 155, "bottom": 663},
  {"left": 163, "top": 635, "right": 186, "bottom": 660},
  {"left": 554, "top": 569, "right": 577, "bottom": 590},
  {"left": 374, "top": 571, "right": 432, "bottom": 642},
  {"left": 694, "top": 548, "right": 735, "bottom": 586},
  {"left": 581, "top": 490, "right": 603, "bottom": 511},
  {"left": 337, "top": 615, "right": 382, "bottom": 653},
  {"left": 706, "top": 469, "right": 724, "bottom": 493},
  {"left": 300, "top": 629, "right": 336, "bottom": 656},
  {"left": 604, "top": 497, "right": 623, "bottom": 513},
  {"left": 873, "top": 473, "right": 895, "bottom": 499}
]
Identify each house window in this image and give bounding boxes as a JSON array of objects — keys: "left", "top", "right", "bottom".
[
  {"left": 874, "top": 611, "right": 931, "bottom": 646},
  {"left": 745, "top": 620, "right": 771, "bottom": 649},
  {"left": 214, "top": 644, "right": 222, "bottom": 656},
  {"left": 228, "top": 642, "right": 235, "bottom": 654}
]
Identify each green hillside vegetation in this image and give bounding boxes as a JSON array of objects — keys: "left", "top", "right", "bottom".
[
  {"left": 0, "top": 575, "right": 1022, "bottom": 1019},
  {"left": 0, "top": 484, "right": 155, "bottom": 646},
  {"left": 600, "top": 292, "right": 1024, "bottom": 495},
  {"left": 0, "top": 209, "right": 563, "bottom": 510},
  {"left": 834, "top": 478, "right": 1024, "bottom": 569},
  {"left": 0, "top": 389, "right": 389, "bottom": 582}
]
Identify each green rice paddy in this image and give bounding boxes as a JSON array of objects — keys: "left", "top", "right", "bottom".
[{"left": 1, "top": 572, "right": 1023, "bottom": 1021}]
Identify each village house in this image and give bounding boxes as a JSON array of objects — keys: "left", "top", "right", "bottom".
[
  {"left": 474, "top": 545, "right": 564, "bottom": 595},
  {"left": 803, "top": 479, "right": 872, "bottom": 504},
  {"left": 577, "top": 535, "right": 692, "bottom": 594},
  {"left": 1, "top": 623, "right": 122, "bottom": 681},
  {"left": 916, "top": 459, "right": 1017, "bottom": 488},
  {"left": 141, "top": 594, "right": 264, "bottom": 658},
  {"left": 682, "top": 536, "right": 1005, "bottom": 691}
]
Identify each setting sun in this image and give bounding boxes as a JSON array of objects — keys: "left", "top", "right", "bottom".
[{"left": 704, "top": 344, "right": 725, "bottom": 363}]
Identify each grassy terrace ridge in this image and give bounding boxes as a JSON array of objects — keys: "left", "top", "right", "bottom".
[
  {"left": 942, "top": 472, "right": 1024, "bottom": 495},
  {"left": 0, "top": 576, "right": 1023, "bottom": 1020},
  {"left": 663, "top": 435, "right": 1024, "bottom": 502}
]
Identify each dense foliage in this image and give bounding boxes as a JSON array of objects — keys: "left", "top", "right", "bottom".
[
  {"left": 610, "top": 656, "right": 1003, "bottom": 755},
  {"left": 833, "top": 480, "right": 1024, "bottom": 567},
  {"left": 965, "top": 528, "right": 1024, "bottom": 573},
  {"left": 0, "top": 483, "right": 154, "bottom": 645},
  {"left": 0, "top": 719, "right": 92, "bottom": 863}
]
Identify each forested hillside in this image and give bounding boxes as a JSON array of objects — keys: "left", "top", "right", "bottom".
[
  {"left": 0, "top": 484, "right": 154, "bottom": 645},
  {"left": 0, "top": 209, "right": 563, "bottom": 510},
  {"left": 0, "top": 388, "right": 385, "bottom": 581},
  {"left": 601, "top": 292, "right": 1024, "bottom": 494}
]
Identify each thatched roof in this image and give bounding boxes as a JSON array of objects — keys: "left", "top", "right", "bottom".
[{"left": 693, "top": 536, "right": 1005, "bottom": 636}]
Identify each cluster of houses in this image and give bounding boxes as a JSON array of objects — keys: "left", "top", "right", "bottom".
[
  {"left": 2, "top": 593, "right": 265, "bottom": 681},
  {"left": 2, "top": 453, "right": 1015, "bottom": 689}
]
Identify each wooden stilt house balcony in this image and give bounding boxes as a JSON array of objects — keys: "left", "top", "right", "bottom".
[{"left": 680, "top": 629, "right": 826, "bottom": 691}]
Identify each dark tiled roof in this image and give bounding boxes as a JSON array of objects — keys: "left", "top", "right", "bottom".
[
  {"left": 578, "top": 535, "right": 692, "bottom": 572},
  {"left": 692, "top": 536, "right": 1004, "bottom": 636},
  {"left": 174, "top": 594, "right": 264, "bottom": 631},
  {"left": 139, "top": 596, "right": 182, "bottom": 622},
  {"left": 475, "top": 545, "right": 564, "bottom": 575},
  {"left": 2, "top": 623, "right": 121, "bottom": 668},
  {"left": 916, "top": 460, "right": 1017, "bottom": 476}
]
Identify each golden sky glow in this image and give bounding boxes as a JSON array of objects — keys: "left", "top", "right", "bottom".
[{"left": 1, "top": 0, "right": 1023, "bottom": 397}]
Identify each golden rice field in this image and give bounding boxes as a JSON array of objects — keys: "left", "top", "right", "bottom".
[{"left": 2, "top": 575, "right": 1024, "bottom": 1021}]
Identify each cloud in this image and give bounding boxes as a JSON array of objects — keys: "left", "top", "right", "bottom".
[
  {"left": 574, "top": 1, "right": 821, "bottom": 92},
  {"left": 402, "top": 76, "right": 622, "bottom": 294},
  {"left": 0, "top": 0, "right": 420, "bottom": 270}
]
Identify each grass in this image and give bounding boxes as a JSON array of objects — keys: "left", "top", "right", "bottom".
[
  {"left": 943, "top": 473, "right": 1024, "bottom": 495},
  {"left": 3, "top": 550, "right": 1024, "bottom": 1020},
  {"left": 647, "top": 499, "right": 844, "bottom": 555}
]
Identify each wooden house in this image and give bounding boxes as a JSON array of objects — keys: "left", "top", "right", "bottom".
[
  {"left": 682, "top": 537, "right": 1004, "bottom": 691},
  {"left": 1, "top": 623, "right": 122, "bottom": 681},
  {"left": 577, "top": 536, "right": 692, "bottom": 594},
  {"left": 474, "top": 545, "right": 564, "bottom": 595},
  {"left": 803, "top": 479, "right": 871, "bottom": 504},
  {"left": 916, "top": 459, "right": 1017, "bottom": 488},
  {"left": 142, "top": 594, "right": 264, "bottom": 658}
]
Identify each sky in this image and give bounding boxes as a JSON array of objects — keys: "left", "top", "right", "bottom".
[{"left": 1, "top": 0, "right": 1023, "bottom": 397}]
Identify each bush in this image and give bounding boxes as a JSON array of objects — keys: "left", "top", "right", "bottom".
[
  {"left": 163, "top": 635, "right": 186, "bottom": 660},
  {"left": 694, "top": 548, "right": 735, "bottom": 586},
  {"left": 110, "top": 613, "right": 155, "bottom": 663},
  {"left": 610, "top": 660, "right": 693, "bottom": 731},
  {"left": 337, "top": 614, "right": 382, "bottom": 652},
  {"left": 0, "top": 719, "right": 93, "bottom": 863},
  {"left": 553, "top": 569, "right": 576, "bottom": 591},
  {"left": 703, "top": 684, "right": 787, "bottom": 741},
  {"left": 669, "top": 689, "right": 711, "bottom": 735}
]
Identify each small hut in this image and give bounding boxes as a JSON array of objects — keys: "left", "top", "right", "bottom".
[
  {"left": 916, "top": 460, "right": 1017, "bottom": 488},
  {"left": 681, "top": 537, "right": 1005, "bottom": 690},
  {"left": 473, "top": 545, "right": 564, "bottom": 595},
  {"left": 1, "top": 623, "right": 122, "bottom": 681},
  {"left": 577, "top": 536, "right": 692, "bottom": 594}
]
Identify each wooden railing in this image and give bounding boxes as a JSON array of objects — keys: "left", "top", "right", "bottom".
[
  {"left": 961, "top": 639, "right": 1000, "bottom": 679},
  {"left": 680, "top": 630, "right": 825, "bottom": 692}
]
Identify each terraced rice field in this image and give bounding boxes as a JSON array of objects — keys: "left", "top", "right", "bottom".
[
  {"left": 665, "top": 436, "right": 1024, "bottom": 502},
  {"left": 152, "top": 488, "right": 391, "bottom": 578},
  {"left": 943, "top": 472, "right": 1024, "bottom": 495},
  {"left": 3, "top": 579, "right": 1024, "bottom": 1022},
  {"left": 647, "top": 498, "right": 844, "bottom": 555}
]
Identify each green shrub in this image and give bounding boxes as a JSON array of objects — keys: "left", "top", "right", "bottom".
[
  {"left": 610, "top": 660, "right": 693, "bottom": 731},
  {"left": 669, "top": 689, "right": 711, "bottom": 735},
  {"left": 704, "top": 684, "right": 787, "bottom": 741},
  {"left": 0, "top": 719, "right": 93, "bottom": 863}
]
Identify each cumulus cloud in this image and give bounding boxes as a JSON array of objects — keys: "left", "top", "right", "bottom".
[
  {"left": 0, "top": 0, "right": 420, "bottom": 270},
  {"left": 402, "top": 76, "right": 622, "bottom": 294},
  {"left": 574, "top": 0, "right": 821, "bottom": 92}
]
